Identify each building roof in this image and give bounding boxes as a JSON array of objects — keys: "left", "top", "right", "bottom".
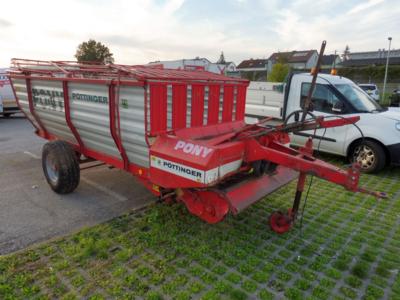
[
  {"left": 237, "top": 59, "right": 268, "bottom": 69},
  {"left": 269, "top": 50, "right": 317, "bottom": 63},
  {"left": 219, "top": 61, "right": 235, "bottom": 67},
  {"left": 340, "top": 57, "right": 400, "bottom": 67},
  {"left": 321, "top": 54, "right": 340, "bottom": 66},
  {"left": 148, "top": 57, "right": 212, "bottom": 65}
]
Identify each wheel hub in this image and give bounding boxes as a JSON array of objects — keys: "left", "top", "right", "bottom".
[
  {"left": 353, "top": 145, "right": 375, "bottom": 170},
  {"left": 45, "top": 154, "right": 59, "bottom": 184},
  {"left": 269, "top": 208, "right": 294, "bottom": 234}
]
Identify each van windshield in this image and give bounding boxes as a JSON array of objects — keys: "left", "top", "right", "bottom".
[
  {"left": 359, "top": 85, "right": 376, "bottom": 91},
  {"left": 334, "top": 84, "right": 383, "bottom": 112}
]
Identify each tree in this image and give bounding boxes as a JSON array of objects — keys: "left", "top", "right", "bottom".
[
  {"left": 75, "top": 39, "right": 114, "bottom": 64},
  {"left": 268, "top": 63, "right": 289, "bottom": 82},
  {"left": 277, "top": 52, "right": 291, "bottom": 64}
]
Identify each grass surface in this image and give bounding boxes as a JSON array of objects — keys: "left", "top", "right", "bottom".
[{"left": 1, "top": 161, "right": 400, "bottom": 299}]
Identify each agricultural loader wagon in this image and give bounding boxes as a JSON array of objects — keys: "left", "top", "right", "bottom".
[{"left": 8, "top": 58, "right": 384, "bottom": 233}]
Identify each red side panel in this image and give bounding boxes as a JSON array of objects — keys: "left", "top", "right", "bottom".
[
  {"left": 222, "top": 85, "right": 234, "bottom": 122},
  {"left": 235, "top": 85, "right": 247, "bottom": 121},
  {"left": 208, "top": 85, "right": 220, "bottom": 125},
  {"left": 150, "top": 83, "right": 167, "bottom": 135},
  {"left": 191, "top": 85, "right": 205, "bottom": 127},
  {"left": 172, "top": 84, "right": 187, "bottom": 130}
]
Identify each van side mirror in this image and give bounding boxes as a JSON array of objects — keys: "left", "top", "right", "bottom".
[{"left": 332, "top": 101, "right": 344, "bottom": 113}]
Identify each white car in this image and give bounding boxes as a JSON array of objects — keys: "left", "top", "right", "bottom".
[
  {"left": 358, "top": 84, "right": 380, "bottom": 101},
  {"left": 245, "top": 74, "right": 400, "bottom": 173}
]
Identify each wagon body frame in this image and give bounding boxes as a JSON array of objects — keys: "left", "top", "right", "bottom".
[{"left": 8, "top": 58, "right": 382, "bottom": 231}]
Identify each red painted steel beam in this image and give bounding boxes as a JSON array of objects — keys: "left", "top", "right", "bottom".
[
  {"left": 172, "top": 84, "right": 187, "bottom": 130},
  {"left": 191, "top": 85, "right": 205, "bottom": 127},
  {"left": 149, "top": 83, "right": 167, "bottom": 135},
  {"left": 63, "top": 81, "right": 84, "bottom": 152},
  {"left": 245, "top": 139, "right": 359, "bottom": 192},
  {"left": 108, "top": 83, "right": 130, "bottom": 170}
]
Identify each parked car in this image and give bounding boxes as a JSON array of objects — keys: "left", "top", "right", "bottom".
[
  {"left": 358, "top": 83, "right": 380, "bottom": 101},
  {"left": 0, "top": 68, "right": 19, "bottom": 117},
  {"left": 391, "top": 89, "right": 400, "bottom": 106},
  {"left": 245, "top": 74, "right": 400, "bottom": 173}
]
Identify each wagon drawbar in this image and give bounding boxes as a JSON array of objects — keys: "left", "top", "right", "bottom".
[{"left": 8, "top": 58, "right": 386, "bottom": 233}]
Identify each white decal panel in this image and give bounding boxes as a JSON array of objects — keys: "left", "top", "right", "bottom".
[
  {"left": 174, "top": 140, "right": 213, "bottom": 158},
  {"left": 151, "top": 155, "right": 241, "bottom": 184}
]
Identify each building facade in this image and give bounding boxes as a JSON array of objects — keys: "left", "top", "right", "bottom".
[
  {"left": 147, "top": 57, "right": 236, "bottom": 75},
  {"left": 267, "top": 50, "right": 318, "bottom": 72},
  {"left": 236, "top": 59, "right": 268, "bottom": 81},
  {"left": 341, "top": 49, "right": 400, "bottom": 67}
]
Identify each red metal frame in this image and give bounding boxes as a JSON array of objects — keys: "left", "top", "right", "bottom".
[
  {"left": 149, "top": 83, "right": 168, "bottom": 135},
  {"left": 222, "top": 85, "right": 234, "bottom": 122},
  {"left": 172, "top": 84, "right": 187, "bottom": 130},
  {"left": 10, "top": 59, "right": 247, "bottom": 84},
  {"left": 191, "top": 85, "right": 205, "bottom": 127},
  {"left": 235, "top": 85, "right": 247, "bottom": 120},
  {"left": 10, "top": 74, "right": 145, "bottom": 86},
  {"left": 207, "top": 84, "right": 220, "bottom": 125},
  {"left": 109, "top": 84, "right": 130, "bottom": 170}
]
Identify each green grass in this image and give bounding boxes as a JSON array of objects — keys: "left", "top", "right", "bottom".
[{"left": 0, "top": 160, "right": 399, "bottom": 299}]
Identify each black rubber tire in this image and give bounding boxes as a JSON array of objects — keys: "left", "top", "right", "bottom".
[
  {"left": 42, "top": 140, "right": 80, "bottom": 194},
  {"left": 3, "top": 113, "right": 11, "bottom": 118},
  {"left": 350, "top": 140, "right": 386, "bottom": 174},
  {"left": 252, "top": 160, "right": 267, "bottom": 177}
]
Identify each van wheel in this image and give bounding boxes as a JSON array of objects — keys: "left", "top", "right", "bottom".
[
  {"left": 42, "top": 141, "right": 80, "bottom": 194},
  {"left": 3, "top": 113, "right": 11, "bottom": 118},
  {"left": 350, "top": 140, "right": 386, "bottom": 173}
]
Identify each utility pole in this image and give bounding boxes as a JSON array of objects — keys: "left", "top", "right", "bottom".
[
  {"left": 383, "top": 37, "right": 392, "bottom": 104},
  {"left": 333, "top": 50, "right": 337, "bottom": 69}
]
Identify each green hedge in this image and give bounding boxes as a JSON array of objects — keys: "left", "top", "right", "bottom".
[{"left": 337, "top": 65, "right": 400, "bottom": 83}]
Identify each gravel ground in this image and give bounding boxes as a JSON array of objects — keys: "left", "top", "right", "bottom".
[{"left": 0, "top": 116, "right": 154, "bottom": 255}]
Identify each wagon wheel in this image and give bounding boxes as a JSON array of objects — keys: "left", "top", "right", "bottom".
[{"left": 269, "top": 208, "right": 294, "bottom": 234}]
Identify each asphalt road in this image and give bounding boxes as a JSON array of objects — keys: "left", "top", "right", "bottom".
[{"left": 0, "top": 115, "right": 155, "bottom": 255}]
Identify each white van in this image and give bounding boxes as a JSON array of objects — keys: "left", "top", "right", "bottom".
[
  {"left": 0, "top": 68, "right": 19, "bottom": 117},
  {"left": 245, "top": 73, "right": 400, "bottom": 173}
]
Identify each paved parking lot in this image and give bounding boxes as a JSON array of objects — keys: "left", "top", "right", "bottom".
[{"left": 0, "top": 115, "right": 154, "bottom": 254}]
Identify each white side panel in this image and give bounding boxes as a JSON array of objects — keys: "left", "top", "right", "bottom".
[
  {"left": 10, "top": 78, "right": 39, "bottom": 129},
  {"left": 246, "top": 81, "right": 284, "bottom": 119},
  {"left": 69, "top": 83, "right": 120, "bottom": 158},
  {"left": 30, "top": 80, "right": 76, "bottom": 143},
  {"left": 118, "top": 86, "right": 149, "bottom": 167}
]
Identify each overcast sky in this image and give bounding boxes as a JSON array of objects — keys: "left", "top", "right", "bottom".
[{"left": 0, "top": 0, "right": 399, "bottom": 66}]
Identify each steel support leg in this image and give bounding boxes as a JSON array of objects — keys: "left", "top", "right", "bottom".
[{"left": 292, "top": 172, "right": 307, "bottom": 218}]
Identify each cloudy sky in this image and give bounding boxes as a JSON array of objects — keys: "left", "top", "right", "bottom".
[{"left": 0, "top": 0, "right": 399, "bottom": 66}]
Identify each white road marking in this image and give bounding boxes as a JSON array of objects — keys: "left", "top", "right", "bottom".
[
  {"left": 81, "top": 177, "right": 128, "bottom": 202},
  {"left": 23, "top": 151, "right": 40, "bottom": 159}
]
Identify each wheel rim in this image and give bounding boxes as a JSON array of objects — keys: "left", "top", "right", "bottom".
[
  {"left": 269, "top": 210, "right": 293, "bottom": 234},
  {"left": 45, "top": 154, "right": 59, "bottom": 184},
  {"left": 353, "top": 145, "right": 376, "bottom": 170}
]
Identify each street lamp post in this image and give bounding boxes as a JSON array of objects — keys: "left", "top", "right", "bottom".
[{"left": 383, "top": 37, "right": 392, "bottom": 104}]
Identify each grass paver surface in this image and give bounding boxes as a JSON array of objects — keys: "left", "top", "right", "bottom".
[{"left": 1, "top": 160, "right": 400, "bottom": 299}]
